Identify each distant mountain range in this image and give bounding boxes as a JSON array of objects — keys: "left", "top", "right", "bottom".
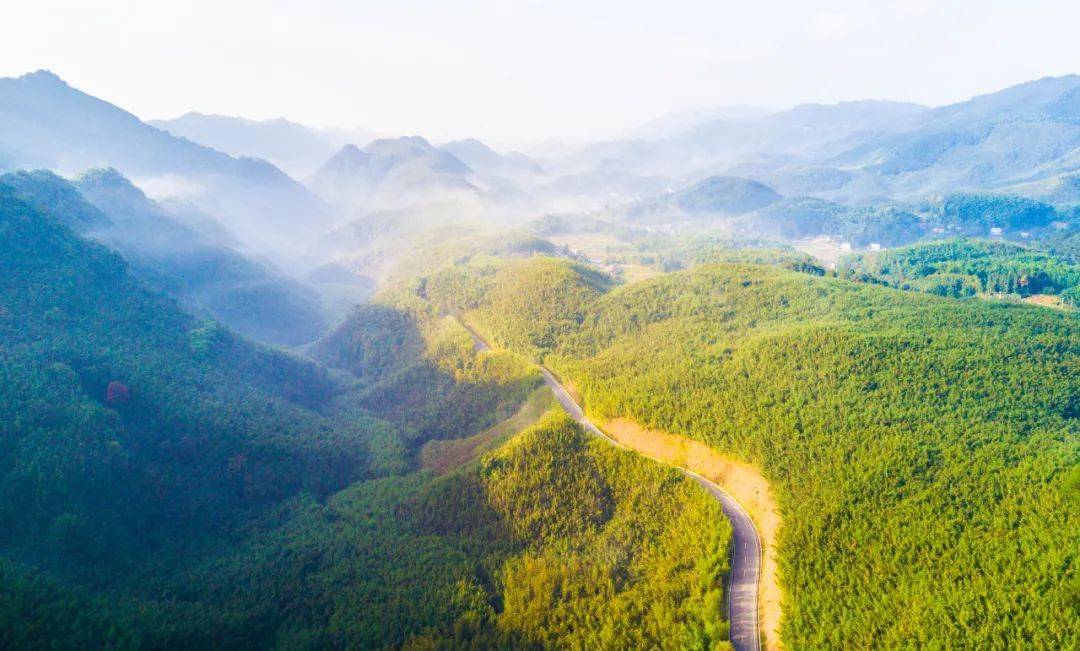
[
  {"left": 309, "top": 136, "right": 479, "bottom": 208},
  {"left": 829, "top": 75, "right": 1080, "bottom": 197},
  {"left": 440, "top": 138, "right": 543, "bottom": 177},
  {"left": 0, "top": 70, "right": 329, "bottom": 260},
  {"left": 306, "top": 136, "right": 536, "bottom": 218},
  {"left": 150, "top": 112, "right": 378, "bottom": 178},
  {"left": 570, "top": 75, "right": 1080, "bottom": 205},
  {"left": 1, "top": 67, "right": 1077, "bottom": 281}
]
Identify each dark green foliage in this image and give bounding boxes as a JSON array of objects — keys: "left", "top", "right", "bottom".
[
  {"left": 0, "top": 186, "right": 385, "bottom": 613},
  {"left": 838, "top": 238, "right": 1080, "bottom": 305},
  {"left": 752, "top": 197, "right": 925, "bottom": 246},
  {"left": 0, "top": 169, "right": 109, "bottom": 231},
  {"left": 426, "top": 256, "right": 1080, "bottom": 648},
  {"left": 938, "top": 192, "right": 1058, "bottom": 231}
]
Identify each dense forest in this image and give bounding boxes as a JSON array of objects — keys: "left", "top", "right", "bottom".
[
  {"left": 838, "top": 239, "right": 1080, "bottom": 306},
  {"left": 422, "top": 255, "right": 1080, "bottom": 647},
  {"left": 0, "top": 188, "right": 735, "bottom": 647},
  {"left": 750, "top": 197, "right": 925, "bottom": 247}
]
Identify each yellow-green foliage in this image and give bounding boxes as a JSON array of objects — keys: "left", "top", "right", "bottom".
[
  {"left": 426, "top": 256, "right": 1080, "bottom": 648},
  {"left": 427, "top": 257, "right": 611, "bottom": 358},
  {"left": 402, "top": 412, "right": 733, "bottom": 650}
]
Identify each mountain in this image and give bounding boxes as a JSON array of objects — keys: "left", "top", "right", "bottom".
[
  {"left": 0, "top": 181, "right": 370, "bottom": 574},
  {"left": 0, "top": 70, "right": 329, "bottom": 259},
  {"left": 308, "top": 136, "right": 481, "bottom": 209},
  {"left": 832, "top": 75, "right": 1080, "bottom": 196},
  {"left": 0, "top": 191, "right": 726, "bottom": 646},
  {"left": 554, "top": 77, "right": 1080, "bottom": 205},
  {"left": 624, "top": 175, "right": 782, "bottom": 224},
  {"left": 150, "top": 112, "right": 346, "bottom": 178},
  {"left": 1, "top": 168, "right": 326, "bottom": 345},
  {"left": 678, "top": 99, "right": 929, "bottom": 160},
  {"left": 675, "top": 175, "right": 783, "bottom": 215},
  {"left": 543, "top": 100, "right": 928, "bottom": 202},
  {"left": 628, "top": 105, "right": 771, "bottom": 140},
  {"left": 441, "top": 138, "right": 543, "bottom": 177}
]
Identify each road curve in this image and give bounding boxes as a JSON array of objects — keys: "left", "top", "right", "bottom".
[{"left": 462, "top": 321, "right": 762, "bottom": 651}]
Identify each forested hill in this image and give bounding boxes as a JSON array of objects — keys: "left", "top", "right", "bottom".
[
  {"left": 422, "top": 256, "right": 1080, "bottom": 647},
  {"left": 837, "top": 238, "right": 1080, "bottom": 307},
  {"left": 0, "top": 183, "right": 385, "bottom": 585},
  {"left": 0, "top": 195, "right": 738, "bottom": 647}
]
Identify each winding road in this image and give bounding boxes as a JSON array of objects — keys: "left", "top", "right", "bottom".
[{"left": 462, "top": 321, "right": 762, "bottom": 651}]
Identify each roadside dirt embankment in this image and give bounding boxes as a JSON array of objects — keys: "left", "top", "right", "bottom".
[{"left": 603, "top": 418, "right": 784, "bottom": 650}]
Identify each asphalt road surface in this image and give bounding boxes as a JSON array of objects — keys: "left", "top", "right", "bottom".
[{"left": 461, "top": 321, "right": 762, "bottom": 651}]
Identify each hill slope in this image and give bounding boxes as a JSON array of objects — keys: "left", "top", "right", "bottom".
[
  {"left": 424, "top": 256, "right": 1080, "bottom": 648},
  {"left": 834, "top": 75, "right": 1080, "bottom": 196},
  {"left": 309, "top": 137, "right": 479, "bottom": 208},
  {"left": 0, "top": 202, "right": 736, "bottom": 646},
  {"left": 1, "top": 169, "right": 326, "bottom": 345},
  {"left": 0, "top": 183, "right": 379, "bottom": 570}
]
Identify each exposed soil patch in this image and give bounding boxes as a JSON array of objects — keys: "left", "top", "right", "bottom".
[{"left": 1022, "top": 293, "right": 1075, "bottom": 311}]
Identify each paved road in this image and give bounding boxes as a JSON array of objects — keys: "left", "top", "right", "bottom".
[{"left": 461, "top": 321, "right": 762, "bottom": 651}]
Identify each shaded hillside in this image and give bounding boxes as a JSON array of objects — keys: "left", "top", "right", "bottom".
[
  {"left": 627, "top": 175, "right": 782, "bottom": 224},
  {"left": 1, "top": 169, "right": 326, "bottom": 346},
  {"left": 0, "top": 184, "right": 382, "bottom": 572},
  {"left": 677, "top": 176, "right": 782, "bottom": 215},
  {"left": 312, "top": 288, "right": 542, "bottom": 447}
]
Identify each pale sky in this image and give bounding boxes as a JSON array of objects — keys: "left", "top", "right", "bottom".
[{"left": 2, "top": 1, "right": 1078, "bottom": 148}]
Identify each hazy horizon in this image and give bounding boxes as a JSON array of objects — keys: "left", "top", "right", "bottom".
[{"left": 3, "top": 1, "right": 1079, "bottom": 149}]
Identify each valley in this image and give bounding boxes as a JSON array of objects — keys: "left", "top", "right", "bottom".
[{"left": 457, "top": 312, "right": 772, "bottom": 650}]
